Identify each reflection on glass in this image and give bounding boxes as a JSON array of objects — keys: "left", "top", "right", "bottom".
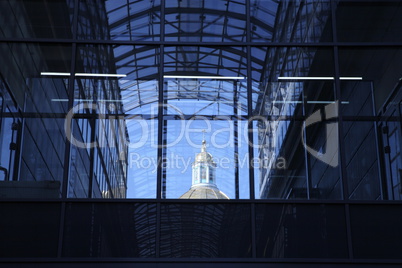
[
  {"left": 78, "top": 0, "right": 161, "bottom": 41},
  {"left": 256, "top": 204, "right": 348, "bottom": 258},
  {"left": 343, "top": 121, "right": 381, "bottom": 200},
  {"left": 341, "top": 81, "right": 375, "bottom": 116},
  {"left": 126, "top": 119, "right": 157, "bottom": 199},
  {"left": 250, "top": 0, "right": 332, "bottom": 42},
  {"left": 252, "top": 47, "right": 335, "bottom": 117},
  {"left": 336, "top": 1, "right": 402, "bottom": 42},
  {"left": 350, "top": 204, "right": 402, "bottom": 259},
  {"left": 165, "top": 0, "right": 246, "bottom": 42},
  {"left": 160, "top": 203, "right": 251, "bottom": 257},
  {"left": 164, "top": 120, "right": 239, "bottom": 199},
  {"left": 338, "top": 48, "right": 402, "bottom": 113},
  {"left": 0, "top": 0, "right": 74, "bottom": 39},
  {"left": 63, "top": 203, "right": 157, "bottom": 257},
  {"left": 255, "top": 119, "right": 310, "bottom": 199}
]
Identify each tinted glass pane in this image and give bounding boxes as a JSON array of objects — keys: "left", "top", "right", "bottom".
[
  {"left": 256, "top": 120, "right": 309, "bottom": 199},
  {"left": 305, "top": 118, "right": 342, "bottom": 200},
  {"left": 165, "top": 0, "right": 246, "bottom": 42},
  {"left": 0, "top": 202, "right": 61, "bottom": 257},
  {"left": 350, "top": 204, "right": 402, "bottom": 259},
  {"left": 378, "top": 114, "right": 402, "bottom": 200},
  {"left": 252, "top": 47, "right": 335, "bottom": 117},
  {"left": 126, "top": 120, "right": 158, "bottom": 199},
  {"left": 343, "top": 121, "right": 381, "bottom": 200},
  {"left": 0, "top": 43, "right": 71, "bottom": 114},
  {"left": 77, "top": 0, "right": 161, "bottom": 41},
  {"left": 164, "top": 119, "right": 248, "bottom": 199},
  {"left": 0, "top": 0, "right": 74, "bottom": 39},
  {"left": 338, "top": 48, "right": 402, "bottom": 114},
  {"left": 336, "top": 1, "right": 402, "bottom": 42},
  {"left": 160, "top": 203, "right": 251, "bottom": 257},
  {"left": 340, "top": 81, "right": 375, "bottom": 116},
  {"left": 0, "top": 43, "right": 69, "bottom": 198},
  {"left": 256, "top": 204, "right": 348, "bottom": 258},
  {"left": 251, "top": 0, "right": 332, "bottom": 43},
  {"left": 63, "top": 202, "right": 157, "bottom": 257}
]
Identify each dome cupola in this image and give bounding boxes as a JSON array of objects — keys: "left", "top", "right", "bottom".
[{"left": 180, "top": 139, "right": 229, "bottom": 199}]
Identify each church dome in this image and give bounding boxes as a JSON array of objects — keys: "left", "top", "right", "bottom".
[
  {"left": 180, "top": 184, "right": 229, "bottom": 199},
  {"left": 179, "top": 139, "right": 229, "bottom": 199}
]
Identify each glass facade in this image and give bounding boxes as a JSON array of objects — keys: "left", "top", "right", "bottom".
[{"left": 0, "top": 0, "right": 402, "bottom": 266}]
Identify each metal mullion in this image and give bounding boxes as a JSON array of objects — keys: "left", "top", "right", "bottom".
[
  {"left": 302, "top": 87, "right": 312, "bottom": 200},
  {"left": 57, "top": 0, "right": 80, "bottom": 258},
  {"left": 2, "top": 37, "right": 402, "bottom": 47},
  {"left": 246, "top": 0, "right": 257, "bottom": 259},
  {"left": 331, "top": 0, "right": 353, "bottom": 260},
  {"left": 234, "top": 82, "right": 239, "bottom": 199},
  {"left": 155, "top": 0, "right": 165, "bottom": 258},
  {"left": 371, "top": 81, "right": 386, "bottom": 200}
]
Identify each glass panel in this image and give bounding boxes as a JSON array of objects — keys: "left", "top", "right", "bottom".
[
  {"left": 160, "top": 203, "right": 251, "bottom": 257},
  {"left": 63, "top": 202, "right": 157, "bottom": 257},
  {"left": 126, "top": 119, "right": 158, "bottom": 198},
  {"left": 350, "top": 204, "right": 402, "bottom": 259},
  {"left": 0, "top": 0, "right": 74, "bottom": 39},
  {"left": 340, "top": 81, "right": 375, "bottom": 116},
  {"left": 77, "top": 0, "right": 161, "bottom": 41},
  {"left": 164, "top": 78, "right": 248, "bottom": 117},
  {"left": 74, "top": 45, "right": 159, "bottom": 115},
  {"left": 165, "top": 0, "right": 246, "bottom": 42},
  {"left": 255, "top": 204, "right": 348, "bottom": 258},
  {"left": 68, "top": 44, "right": 160, "bottom": 198},
  {"left": 0, "top": 43, "right": 71, "bottom": 114},
  {"left": 255, "top": 119, "right": 309, "bottom": 199},
  {"left": 378, "top": 116, "right": 402, "bottom": 201},
  {"left": 164, "top": 119, "right": 247, "bottom": 199},
  {"left": 305, "top": 117, "right": 341, "bottom": 199},
  {"left": 164, "top": 46, "right": 248, "bottom": 117},
  {"left": 343, "top": 121, "right": 381, "bottom": 200},
  {"left": 0, "top": 202, "right": 61, "bottom": 257},
  {"left": 252, "top": 47, "right": 335, "bottom": 117},
  {"left": 250, "top": 0, "right": 332, "bottom": 43},
  {"left": 336, "top": 1, "right": 402, "bottom": 42},
  {"left": 338, "top": 48, "right": 402, "bottom": 113},
  {"left": 18, "top": 118, "right": 65, "bottom": 197},
  {"left": 0, "top": 43, "right": 71, "bottom": 198}
]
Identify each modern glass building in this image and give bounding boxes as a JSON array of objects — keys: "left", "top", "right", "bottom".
[{"left": 0, "top": 0, "right": 402, "bottom": 267}]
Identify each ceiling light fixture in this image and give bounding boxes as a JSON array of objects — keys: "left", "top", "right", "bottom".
[
  {"left": 41, "top": 72, "right": 126, "bottom": 78},
  {"left": 278, "top": 76, "right": 363, "bottom": 80},
  {"left": 163, "top": 75, "right": 245, "bottom": 80}
]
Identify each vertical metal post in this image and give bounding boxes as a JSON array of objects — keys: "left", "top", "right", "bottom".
[
  {"left": 246, "top": 0, "right": 257, "bottom": 259},
  {"left": 331, "top": 0, "right": 353, "bottom": 259},
  {"left": 58, "top": 0, "right": 80, "bottom": 258},
  {"left": 302, "top": 87, "right": 311, "bottom": 200},
  {"left": 234, "top": 81, "right": 239, "bottom": 199},
  {"left": 155, "top": 0, "right": 165, "bottom": 258}
]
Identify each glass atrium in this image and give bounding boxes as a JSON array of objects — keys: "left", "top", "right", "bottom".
[{"left": 0, "top": 0, "right": 402, "bottom": 266}]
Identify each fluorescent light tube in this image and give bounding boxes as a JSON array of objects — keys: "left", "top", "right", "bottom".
[
  {"left": 163, "top": 75, "right": 245, "bottom": 80},
  {"left": 75, "top": 73, "right": 127, "bottom": 77},
  {"left": 41, "top": 72, "right": 126, "bottom": 78},
  {"left": 278, "top": 76, "right": 334, "bottom": 80},
  {"left": 339, "top": 77, "right": 363, "bottom": 80},
  {"left": 278, "top": 76, "right": 363, "bottom": 80},
  {"left": 41, "top": 72, "right": 70, "bottom": 76}
]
